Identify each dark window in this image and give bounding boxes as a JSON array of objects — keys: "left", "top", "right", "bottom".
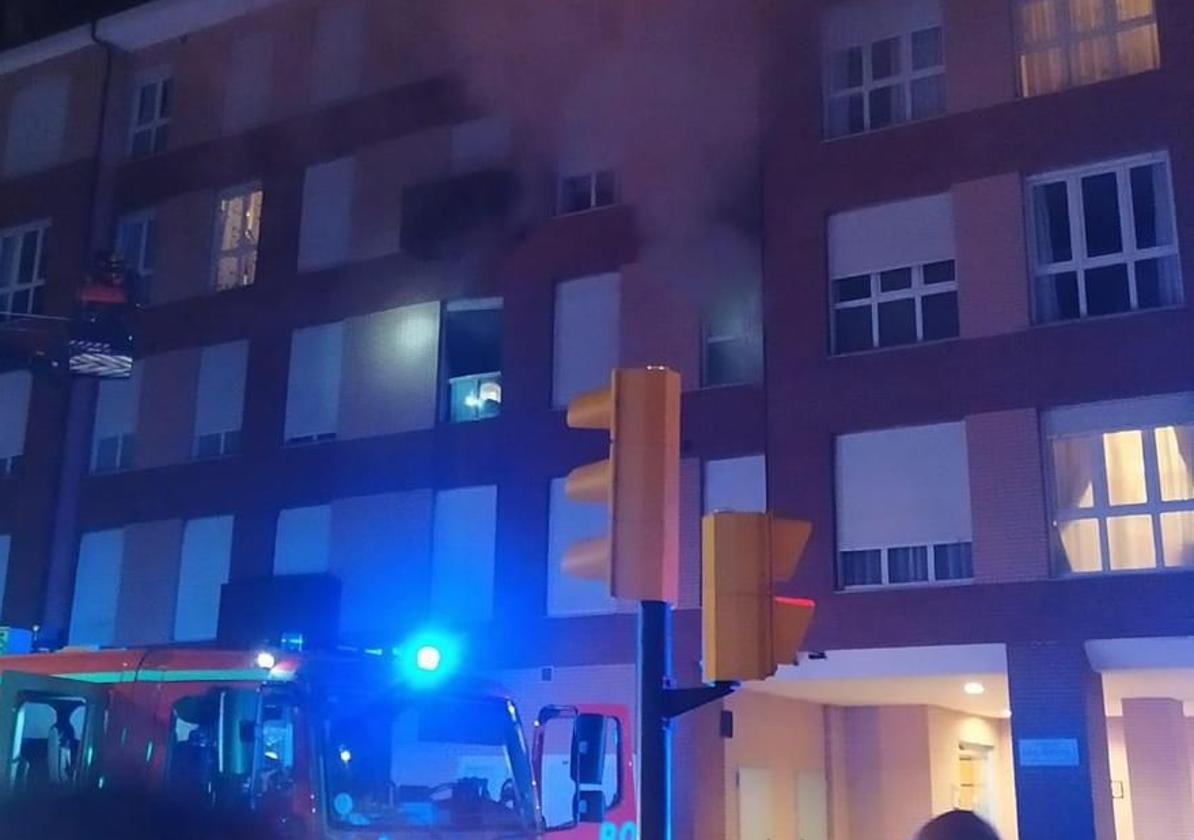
[
  {"left": 830, "top": 47, "right": 864, "bottom": 90},
  {"left": 1084, "top": 264, "right": 1131, "bottom": 315},
  {"left": 911, "top": 27, "right": 944, "bottom": 70},
  {"left": 877, "top": 298, "right": 917, "bottom": 346},
  {"left": 868, "top": 86, "right": 900, "bottom": 129},
  {"left": 921, "top": 292, "right": 959, "bottom": 340},
  {"left": 934, "top": 542, "right": 974, "bottom": 580},
  {"left": 835, "top": 275, "right": 871, "bottom": 302},
  {"left": 1034, "top": 182, "right": 1073, "bottom": 264},
  {"left": 910, "top": 75, "right": 945, "bottom": 119},
  {"left": 923, "top": 260, "right": 956, "bottom": 285},
  {"left": 1081, "top": 172, "right": 1123, "bottom": 257},
  {"left": 840, "top": 550, "right": 882, "bottom": 587},
  {"left": 888, "top": 546, "right": 929, "bottom": 583},
  {"left": 871, "top": 37, "right": 900, "bottom": 79},
  {"left": 879, "top": 267, "right": 912, "bottom": 292},
  {"left": 834, "top": 307, "right": 873, "bottom": 354}
]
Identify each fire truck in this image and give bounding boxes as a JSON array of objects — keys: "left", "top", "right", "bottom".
[{"left": 0, "top": 639, "right": 635, "bottom": 838}]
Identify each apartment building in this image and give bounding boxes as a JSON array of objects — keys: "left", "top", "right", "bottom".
[{"left": 1, "top": 1, "right": 1192, "bottom": 838}]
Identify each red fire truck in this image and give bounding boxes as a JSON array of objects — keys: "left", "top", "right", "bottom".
[{"left": 0, "top": 642, "right": 635, "bottom": 838}]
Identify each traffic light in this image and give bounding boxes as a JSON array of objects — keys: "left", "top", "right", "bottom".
[
  {"left": 701, "top": 512, "right": 815, "bottom": 683},
  {"left": 563, "top": 367, "right": 681, "bottom": 603}
]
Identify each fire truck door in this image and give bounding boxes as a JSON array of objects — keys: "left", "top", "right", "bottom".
[{"left": 0, "top": 671, "right": 109, "bottom": 795}]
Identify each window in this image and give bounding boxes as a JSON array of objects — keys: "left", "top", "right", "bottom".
[
  {"left": 213, "top": 184, "right": 263, "bottom": 291},
  {"left": 90, "top": 365, "right": 142, "bottom": 474},
  {"left": 0, "top": 221, "right": 50, "bottom": 320},
  {"left": 702, "top": 293, "right": 762, "bottom": 387},
  {"left": 274, "top": 505, "right": 331, "bottom": 575},
  {"left": 431, "top": 486, "right": 498, "bottom": 622},
  {"left": 284, "top": 322, "right": 343, "bottom": 444},
  {"left": 1029, "top": 153, "right": 1180, "bottom": 323},
  {"left": 836, "top": 422, "right": 973, "bottom": 588},
  {"left": 0, "top": 371, "right": 32, "bottom": 477},
  {"left": 1016, "top": 0, "right": 1160, "bottom": 97},
  {"left": 4, "top": 74, "right": 69, "bottom": 177},
  {"left": 553, "top": 273, "right": 620, "bottom": 408},
  {"left": 174, "top": 516, "right": 233, "bottom": 642},
  {"left": 69, "top": 529, "right": 124, "bottom": 646},
  {"left": 825, "top": 26, "right": 945, "bottom": 138},
  {"left": 557, "top": 170, "right": 617, "bottom": 215},
  {"left": 833, "top": 260, "right": 959, "bottom": 352},
  {"left": 704, "top": 455, "right": 767, "bottom": 514},
  {"left": 829, "top": 193, "right": 957, "bottom": 353},
  {"left": 1046, "top": 394, "right": 1194, "bottom": 574},
  {"left": 298, "top": 157, "right": 353, "bottom": 271},
  {"left": 129, "top": 77, "right": 172, "bottom": 158},
  {"left": 193, "top": 341, "right": 248, "bottom": 459},
  {"left": 442, "top": 299, "right": 503, "bottom": 423},
  {"left": 547, "top": 477, "right": 616, "bottom": 616},
  {"left": 115, "top": 211, "right": 156, "bottom": 301}
]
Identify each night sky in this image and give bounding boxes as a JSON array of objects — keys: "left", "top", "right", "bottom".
[{"left": 1, "top": 0, "right": 153, "bottom": 49}]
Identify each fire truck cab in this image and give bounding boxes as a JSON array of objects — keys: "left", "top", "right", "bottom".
[{"left": 0, "top": 644, "right": 634, "bottom": 839}]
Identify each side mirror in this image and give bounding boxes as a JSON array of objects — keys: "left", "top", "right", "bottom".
[{"left": 534, "top": 707, "right": 624, "bottom": 831}]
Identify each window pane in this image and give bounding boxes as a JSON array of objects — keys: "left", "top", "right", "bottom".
[
  {"left": 0, "top": 236, "right": 14, "bottom": 287},
  {"left": 921, "top": 292, "right": 959, "bottom": 341},
  {"left": 1035, "top": 271, "right": 1080, "bottom": 322},
  {"left": 924, "top": 260, "right": 956, "bottom": 285},
  {"left": 1116, "top": 0, "right": 1153, "bottom": 20},
  {"left": 888, "top": 546, "right": 929, "bottom": 584},
  {"left": 830, "top": 47, "right": 864, "bottom": 91},
  {"left": 1081, "top": 172, "right": 1123, "bottom": 257},
  {"left": 1155, "top": 425, "right": 1194, "bottom": 501},
  {"left": 17, "top": 232, "right": 37, "bottom": 283},
  {"left": 1068, "top": 0, "right": 1107, "bottom": 32},
  {"left": 137, "top": 84, "right": 156, "bottom": 125},
  {"left": 835, "top": 275, "right": 871, "bottom": 302},
  {"left": 1084, "top": 264, "right": 1131, "bottom": 315},
  {"left": 705, "top": 337, "right": 757, "bottom": 387},
  {"left": 1020, "top": 0, "right": 1062, "bottom": 45},
  {"left": 911, "top": 27, "right": 944, "bottom": 70},
  {"left": 879, "top": 267, "right": 912, "bottom": 292},
  {"left": 1134, "top": 256, "right": 1181, "bottom": 309},
  {"left": 933, "top": 542, "right": 974, "bottom": 580},
  {"left": 870, "top": 37, "right": 900, "bottom": 80},
  {"left": 35, "top": 230, "right": 48, "bottom": 280},
  {"left": 1070, "top": 34, "right": 1116, "bottom": 85},
  {"left": 868, "top": 85, "right": 904, "bottom": 129},
  {"left": 245, "top": 191, "right": 263, "bottom": 242},
  {"left": 1058, "top": 518, "right": 1102, "bottom": 572},
  {"left": 1033, "top": 182, "right": 1073, "bottom": 264},
  {"left": 594, "top": 170, "right": 617, "bottom": 207},
  {"left": 131, "top": 128, "right": 153, "bottom": 158},
  {"left": 828, "top": 94, "right": 865, "bottom": 137},
  {"left": 1129, "top": 163, "right": 1173, "bottom": 249},
  {"left": 221, "top": 197, "right": 246, "bottom": 249},
  {"left": 153, "top": 124, "right": 170, "bottom": 155},
  {"left": 910, "top": 75, "right": 946, "bottom": 120},
  {"left": 841, "top": 550, "right": 882, "bottom": 587},
  {"left": 1103, "top": 430, "right": 1147, "bottom": 505},
  {"left": 1052, "top": 435, "right": 1096, "bottom": 510},
  {"left": 834, "top": 307, "right": 873, "bottom": 353},
  {"left": 877, "top": 299, "right": 916, "bottom": 347},
  {"left": 1160, "top": 511, "right": 1194, "bottom": 568},
  {"left": 1020, "top": 48, "right": 1067, "bottom": 96},
  {"left": 159, "top": 77, "right": 173, "bottom": 118},
  {"left": 559, "top": 175, "right": 592, "bottom": 214},
  {"left": 1117, "top": 23, "right": 1160, "bottom": 74},
  {"left": 1107, "top": 514, "right": 1155, "bottom": 569}
]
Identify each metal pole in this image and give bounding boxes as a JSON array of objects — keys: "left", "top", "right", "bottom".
[{"left": 637, "top": 599, "right": 671, "bottom": 840}]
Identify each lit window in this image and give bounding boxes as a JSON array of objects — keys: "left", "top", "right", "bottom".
[
  {"left": 557, "top": 170, "right": 617, "bottom": 215},
  {"left": 129, "top": 77, "right": 172, "bottom": 158},
  {"left": 213, "top": 184, "right": 264, "bottom": 291},
  {"left": 832, "top": 259, "right": 959, "bottom": 353},
  {"left": 1048, "top": 415, "right": 1194, "bottom": 573},
  {"left": 1015, "top": 0, "right": 1159, "bottom": 98},
  {"left": 442, "top": 299, "right": 503, "bottom": 423},
  {"left": 825, "top": 26, "right": 945, "bottom": 138},
  {"left": 1029, "top": 153, "right": 1180, "bottom": 323},
  {"left": 0, "top": 221, "right": 50, "bottom": 321}
]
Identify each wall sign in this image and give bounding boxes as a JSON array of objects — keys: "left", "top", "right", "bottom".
[{"left": 1018, "top": 738, "right": 1080, "bottom": 767}]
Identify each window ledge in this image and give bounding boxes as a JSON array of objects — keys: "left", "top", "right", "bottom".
[
  {"left": 837, "top": 578, "right": 974, "bottom": 593},
  {"left": 1031, "top": 302, "right": 1185, "bottom": 331},
  {"left": 829, "top": 332, "right": 963, "bottom": 360},
  {"left": 1055, "top": 564, "right": 1194, "bottom": 580},
  {"left": 821, "top": 109, "right": 951, "bottom": 145}
]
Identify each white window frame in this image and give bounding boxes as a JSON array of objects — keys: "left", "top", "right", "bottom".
[
  {"left": 1027, "top": 151, "right": 1181, "bottom": 323},
  {"left": 128, "top": 75, "right": 172, "bottom": 158},
  {"left": 825, "top": 25, "right": 945, "bottom": 139},
  {"left": 1014, "top": 0, "right": 1160, "bottom": 98},
  {"left": 556, "top": 169, "right": 617, "bottom": 216},
  {"left": 1047, "top": 423, "right": 1194, "bottom": 574},
  {"left": 91, "top": 432, "right": 136, "bottom": 474},
  {"left": 839, "top": 541, "right": 973, "bottom": 589},
  {"left": 0, "top": 220, "right": 50, "bottom": 321},
  {"left": 115, "top": 210, "right": 156, "bottom": 281},
  {"left": 830, "top": 259, "right": 959, "bottom": 353},
  {"left": 212, "top": 183, "right": 264, "bottom": 292}
]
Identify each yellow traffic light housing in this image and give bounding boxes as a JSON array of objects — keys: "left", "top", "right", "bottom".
[
  {"left": 563, "top": 367, "right": 681, "bottom": 603},
  {"left": 701, "top": 512, "right": 815, "bottom": 683}
]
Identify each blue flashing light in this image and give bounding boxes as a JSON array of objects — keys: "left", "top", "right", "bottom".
[
  {"left": 415, "top": 645, "right": 443, "bottom": 672},
  {"left": 398, "top": 630, "right": 461, "bottom": 688}
]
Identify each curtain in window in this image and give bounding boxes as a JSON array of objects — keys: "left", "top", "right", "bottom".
[
  {"left": 1068, "top": 0, "right": 1106, "bottom": 32},
  {"left": 1103, "top": 430, "right": 1147, "bottom": 505},
  {"left": 1069, "top": 35, "right": 1116, "bottom": 84},
  {"left": 1059, "top": 519, "right": 1101, "bottom": 572},
  {"left": 1020, "top": 49, "right": 1068, "bottom": 96},
  {"left": 1052, "top": 436, "right": 1097, "bottom": 509},
  {"left": 1116, "top": 0, "right": 1154, "bottom": 21},
  {"left": 1156, "top": 425, "right": 1194, "bottom": 501},
  {"left": 1020, "top": 0, "right": 1061, "bottom": 44},
  {"left": 1161, "top": 511, "right": 1194, "bottom": 568},
  {"left": 1116, "top": 23, "right": 1160, "bottom": 74}
]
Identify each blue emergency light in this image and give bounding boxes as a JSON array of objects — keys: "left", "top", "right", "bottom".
[
  {"left": 415, "top": 645, "right": 443, "bottom": 672},
  {"left": 398, "top": 630, "right": 460, "bottom": 687}
]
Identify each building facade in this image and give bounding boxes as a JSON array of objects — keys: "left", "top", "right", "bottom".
[{"left": 1, "top": 1, "right": 1193, "bottom": 838}]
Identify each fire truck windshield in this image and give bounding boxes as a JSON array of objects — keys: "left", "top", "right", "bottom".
[{"left": 321, "top": 691, "right": 537, "bottom": 834}]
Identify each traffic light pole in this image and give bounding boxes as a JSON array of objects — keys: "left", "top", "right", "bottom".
[
  {"left": 637, "top": 600, "right": 671, "bottom": 840},
  {"left": 638, "top": 600, "right": 738, "bottom": 840}
]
